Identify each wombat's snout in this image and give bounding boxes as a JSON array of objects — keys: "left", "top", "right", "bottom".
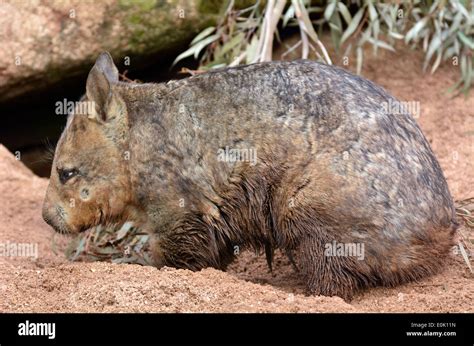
[
  {"left": 42, "top": 198, "right": 66, "bottom": 234},
  {"left": 42, "top": 200, "right": 56, "bottom": 229}
]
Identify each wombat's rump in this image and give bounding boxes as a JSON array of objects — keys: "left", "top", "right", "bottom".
[{"left": 43, "top": 53, "right": 458, "bottom": 300}]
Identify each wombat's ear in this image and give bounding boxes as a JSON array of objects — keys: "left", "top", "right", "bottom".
[{"left": 86, "top": 52, "right": 119, "bottom": 121}]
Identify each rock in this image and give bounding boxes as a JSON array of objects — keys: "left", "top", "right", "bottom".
[{"left": 0, "top": 0, "right": 223, "bottom": 102}]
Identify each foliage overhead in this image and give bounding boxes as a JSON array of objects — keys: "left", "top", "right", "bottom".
[{"left": 174, "top": 0, "right": 474, "bottom": 94}]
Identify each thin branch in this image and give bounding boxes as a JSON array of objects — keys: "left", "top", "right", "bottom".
[
  {"left": 308, "top": 42, "right": 324, "bottom": 61},
  {"left": 259, "top": 0, "right": 287, "bottom": 62},
  {"left": 229, "top": 51, "right": 247, "bottom": 66},
  {"left": 281, "top": 40, "right": 302, "bottom": 59},
  {"left": 298, "top": 16, "right": 309, "bottom": 59},
  {"left": 292, "top": 0, "right": 332, "bottom": 64}
]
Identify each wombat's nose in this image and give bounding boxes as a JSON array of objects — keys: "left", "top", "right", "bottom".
[
  {"left": 42, "top": 201, "right": 54, "bottom": 226},
  {"left": 42, "top": 206, "right": 52, "bottom": 226}
]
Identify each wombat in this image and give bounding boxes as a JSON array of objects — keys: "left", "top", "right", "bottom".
[{"left": 42, "top": 52, "right": 458, "bottom": 299}]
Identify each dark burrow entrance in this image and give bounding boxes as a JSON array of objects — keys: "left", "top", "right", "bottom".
[{"left": 1, "top": 54, "right": 197, "bottom": 177}]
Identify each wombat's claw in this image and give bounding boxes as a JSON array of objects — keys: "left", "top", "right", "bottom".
[
  {"left": 264, "top": 242, "right": 274, "bottom": 274},
  {"left": 285, "top": 249, "right": 300, "bottom": 273}
]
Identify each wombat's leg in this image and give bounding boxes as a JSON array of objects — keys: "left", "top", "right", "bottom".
[
  {"left": 150, "top": 215, "right": 237, "bottom": 271},
  {"left": 299, "top": 234, "right": 359, "bottom": 300}
]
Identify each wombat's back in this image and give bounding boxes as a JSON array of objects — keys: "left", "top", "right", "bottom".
[{"left": 159, "top": 60, "right": 456, "bottom": 231}]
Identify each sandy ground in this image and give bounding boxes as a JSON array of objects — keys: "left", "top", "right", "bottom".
[{"left": 0, "top": 48, "right": 473, "bottom": 313}]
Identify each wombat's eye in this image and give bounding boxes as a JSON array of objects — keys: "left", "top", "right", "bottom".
[{"left": 57, "top": 168, "right": 79, "bottom": 184}]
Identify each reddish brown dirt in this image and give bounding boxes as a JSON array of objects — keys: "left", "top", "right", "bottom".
[{"left": 0, "top": 47, "right": 473, "bottom": 312}]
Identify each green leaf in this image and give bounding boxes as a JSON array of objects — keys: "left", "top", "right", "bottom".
[
  {"left": 455, "top": 2, "right": 471, "bottom": 19},
  {"left": 405, "top": 18, "right": 428, "bottom": 43},
  {"left": 423, "top": 30, "right": 430, "bottom": 51},
  {"left": 457, "top": 32, "right": 474, "bottom": 50},
  {"left": 372, "top": 19, "right": 380, "bottom": 54},
  {"left": 172, "top": 47, "right": 200, "bottom": 66},
  {"left": 172, "top": 34, "right": 220, "bottom": 66},
  {"left": 443, "top": 45, "right": 457, "bottom": 61},
  {"left": 430, "top": 48, "right": 442, "bottom": 74},
  {"left": 388, "top": 31, "right": 404, "bottom": 40},
  {"left": 208, "top": 63, "right": 227, "bottom": 70},
  {"left": 245, "top": 35, "right": 259, "bottom": 64},
  {"left": 464, "top": 56, "right": 472, "bottom": 90},
  {"left": 324, "top": 0, "right": 337, "bottom": 21},
  {"left": 448, "top": 12, "right": 463, "bottom": 36},
  {"left": 219, "top": 32, "right": 245, "bottom": 57},
  {"left": 337, "top": 2, "right": 352, "bottom": 25},
  {"left": 424, "top": 34, "right": 442, "bottom": 70},
  {"left": 312, "top": 18, "right": 326, "bottom": 25},
  {"left": 331, "top": 27, "right": 341, "bottom": 51},
  {"left": 342, "top": 42, "right": 353, "bottom": 60},
  {"left": 359, "top": 24, "right": 372, "bottom": 45},
  {"left": 461, "top": 55, "right": 467, "bottom": 80},
  {"left": 379, "top": 7, "right": 393, "bottom": 30},
  {"left": 283, "top": 4, "right": 295, "bottom": 27},
  {"left": 116, "top": 221, "right": 133, "bottom": 241},
  {"left": 458, "top": 242, "right": 474, "bottom": 274},
  {"left": 307, "top": 6, "right": 324, "bottom": 13},
  {"left": 235, "top": 19, "right": 259, "bottom": 30},
  {"left": 367, "top": 37, "right": 395, "bottom": 52},
  {"left": 454, "top": 38, "right": 460, "bottom": 55},
  {"left": 428, "top": 0, "right": 440, "bottom": 15},
  {"left": 332, "top": 8, "right": 343, "bottom": 31},
  {"left": 190, "top": 27, "right": 216, "bottom": 45},
  {"left": 341, "top": 9, "right": 364, "bottom": 44},
  {"left": 329, "top": 22, "right": 342, "bottom": 33},
  {"left": 367, "top": 0, "right": 378, "bottom": 22}
]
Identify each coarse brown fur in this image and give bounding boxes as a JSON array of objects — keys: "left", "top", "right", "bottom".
[{"left": 43, "top": 52, "right": 458, "bottom": 300}]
